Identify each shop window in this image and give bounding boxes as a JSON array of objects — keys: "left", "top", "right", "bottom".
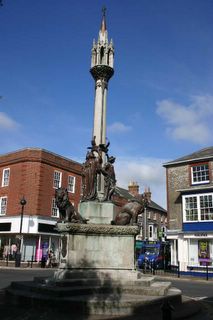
[
  {"left": 0, "top": 197, "right": 7, "bottom": 215},
  {"left": 68, "top": 176, "right": 75, "bottom": 193},
  {"left": 191, "top": 163, "right": 209, "bottom": 185},
  {"left": 198, "top": 240, "right": 211, "bottom": 266},
  {"left": 51, "top": 198, "right": 59, "bottom": 218},
  {"left": 1, "top": 168, "right": 10, "bottom": 187},
  {"left": 53, "top": 170, "right": 62, "bottom": 189},
  {"left": 188, "top": 239, "right": 199, "bottom": 265}
]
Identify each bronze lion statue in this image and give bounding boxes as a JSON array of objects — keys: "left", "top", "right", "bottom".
[
  {"left": 112, "top": 194, "right": 149, "bottom": 226},
  {"left": 55, "top": 187, "right": 86, "bottom": 223}
]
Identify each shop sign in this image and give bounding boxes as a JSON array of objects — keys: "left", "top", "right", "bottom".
[
  {"left": 195, "top": 233, "right": 208, "bottom": 237},
  {"left": 184, "top": 233, "right": 210, "bottom": 239}
]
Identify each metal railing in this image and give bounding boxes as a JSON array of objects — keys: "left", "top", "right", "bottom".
[
  {"left": 139, "top": 260, "right": 213, "bottom": 280},
  {"left": 0, "top": 255, "right": 58, "bottom": 268}
]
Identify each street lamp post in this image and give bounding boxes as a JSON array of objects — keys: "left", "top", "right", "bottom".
[
  {"left": 19, "top": 196, "right": 27, "bottom": 235},
  {"left": 15, "top": 196, "right": 27, "bottom": 267},
  {"left": 143, "top": 206, "right": 147, "bottom": 241}
]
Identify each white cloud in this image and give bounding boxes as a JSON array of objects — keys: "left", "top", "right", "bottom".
[
  {"left": 156, "top": 95, "right": 213, "bottom": 144},
  {"left": 108, "top": 121, "right": 132, "bottom": 133},
  {"left": 0, "top": 112, "right": 19, "bottom": 131},
  {"left": 115, "top": 156, "right": 167, "bottom": 209}
]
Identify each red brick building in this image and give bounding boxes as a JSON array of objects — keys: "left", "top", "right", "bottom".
[
  {"left": 0, "top": 147, "right": 167, "bottom": 264},
  {"left": 0, "top": 148, "right": 82, "bottom": 262}
]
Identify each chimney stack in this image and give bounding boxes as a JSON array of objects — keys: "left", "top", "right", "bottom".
[
  {"left": 144, "top": 187, "right": 152, "bottom": 203},
  {"left": 128, "top": 181, "right": 139, "bottom": 196}
]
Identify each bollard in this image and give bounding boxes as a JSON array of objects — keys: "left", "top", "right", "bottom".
[
  {"left": 31, "top": 255, "right": 33, "bottom": 268},
  {"left": 206, "top": 264, "right": 209, "bottom": 281},
  {"left": 177, "top": 261, "right": 180, "bottom": 278},
  {"left": 161, "top": 300, "right": 174, "bottom": 320},
  {"left": 15, "top": 253, "right": 21, "bottom": 267},
  {"left": 152, "top": 261, "right": 155, "bottom": 275},
  {"left": 41, "top": 256, "right": 46, "bottom": 268}
]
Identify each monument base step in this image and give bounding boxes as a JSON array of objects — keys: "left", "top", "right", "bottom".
[
  {"left": 2, "top": 273, "right": 202, "bottom": 320},
  {"left": 3, "top": 274, "right": 184, "bottom": 319},
  {"left": 7, "top": 278, "right": 171, "bottom": 298}
]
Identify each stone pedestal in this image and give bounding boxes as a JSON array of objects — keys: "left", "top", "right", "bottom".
[
  {"left": 54, "top": 222, "right": 139, "bottom": 280},
  {"left": 79, "top": 201, "right": 117, "bottom": 224},
  {"left": 6, "top": 222, "right": 182, "bottom": 318}
]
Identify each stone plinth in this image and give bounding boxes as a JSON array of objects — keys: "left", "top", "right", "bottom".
[
  {"left": 79, "top": 201, "right": 117, "bottom": 224},
  {"left": 55, "top": 222, "right": 139, "bottom": 280}
]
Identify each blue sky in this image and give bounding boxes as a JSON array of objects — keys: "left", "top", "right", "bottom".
[{"left": 0, "top": 0, "right": 213, "bottom": 208}]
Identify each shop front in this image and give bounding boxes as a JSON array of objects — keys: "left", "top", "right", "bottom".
[
  {"left": 0, "top": 215, "right": 60, "bottom": 265},
  {"left": 186, "top": 233, "right": 213, "bottom": 268}
]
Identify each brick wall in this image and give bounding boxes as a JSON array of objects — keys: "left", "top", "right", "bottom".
[{"left": 0, "top": 148, "right": 82, "bottom": 217}]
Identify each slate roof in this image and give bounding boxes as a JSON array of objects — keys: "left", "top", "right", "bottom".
[
  {"left": 114, "top": 186, "right": 166, "bottom": 213},
  {"left": 114, "top": 186, "right": 135, "bottom": 200},
  {"left": 149, "top": 200, "right": 167, "bottom": 213},
  {"left": 164, "top": 147, "right": 213, "bottom": 167}
]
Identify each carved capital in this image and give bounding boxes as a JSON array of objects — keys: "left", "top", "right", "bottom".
[{"left": 90, "top": 65, "right": 114, "bottom": 82}]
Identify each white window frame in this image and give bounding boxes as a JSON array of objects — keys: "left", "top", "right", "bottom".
[
  {"left": 2, "top": 168, "right": 10, "bottom": 187},
  {"left": 67, "top": 175, "right": 75, "bottom": 193},
  {"left": 148, "top": 225, "right": 153, "bottom": 240},
  {"left": 191, "top": 164, "right": 209, "bottom": 185},
  {"left": 53, "top": 170, "right": 62, "bottom": 189},
  {"left": 51, "top": 198, "right": 59, "bottom": 218},
  {"left": 183, "top": 192, "right": 213, "bottom": 222},
  {"left": 161, "top": 226, "right": 167, "bottom": 238},
  {"left": 147, "top": 210, "right": 151, "bottom": 219},
  {"left": 0, "top": 196, "right": 7, "bottom": 215}
]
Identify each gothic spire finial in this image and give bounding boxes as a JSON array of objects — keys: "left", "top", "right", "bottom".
[{"left": 101, "top": 6, "right": 107, "bottom": 34}]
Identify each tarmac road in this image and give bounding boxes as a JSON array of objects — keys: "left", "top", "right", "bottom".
[
  {"left": 156, "top": 276, "right": 213, "bottom": 319},
  {"left": 0, "top": 267, "right": 55, "bottom": 289}
]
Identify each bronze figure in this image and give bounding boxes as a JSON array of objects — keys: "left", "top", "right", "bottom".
[
  {"left": 81, "top": 138, "right": 102, "bottom": 201},
  {"left": 101, "top": 156, "right": 116, "bottom": 201},
  {"left": 81, "top": 136, "right": 117, "bottom": 202},
  {"left": 112, "top": 194, "right": 149, "bottom": 226},
  {"left": 55, "top": 187, "right": 86, "bottom": 223}
]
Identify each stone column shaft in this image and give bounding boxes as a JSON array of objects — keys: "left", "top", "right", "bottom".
[{"left": 92, "top": 80, "right": 107, "bottom": 147}]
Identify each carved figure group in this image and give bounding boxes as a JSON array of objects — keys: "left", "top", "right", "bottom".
[
  {"left": 112, "top": 194, "right": 149, "bottom": 226},
  {"left": 101, "top": 156, "right": 116, "bottom": 201},
  {"left": 81, "top": 138, "right": 103, "bottom": 201},
  {"left": 55, "top": 187, "right": 86, "bottom": 223},
  {"left": 81, "top": 136, "right": 116, "bottom": 202}
]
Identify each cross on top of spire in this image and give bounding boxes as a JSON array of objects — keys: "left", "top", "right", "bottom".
[{"left": 102, "top": 6, "right": 106, "bottom": 16}]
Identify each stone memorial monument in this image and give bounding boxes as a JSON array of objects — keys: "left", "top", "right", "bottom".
[
  {"left": 5, "top": 9, "right": 183, "bottom": 319},
  {"left": 54, "top": 8, "right": 142, "bottom": 281}
]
